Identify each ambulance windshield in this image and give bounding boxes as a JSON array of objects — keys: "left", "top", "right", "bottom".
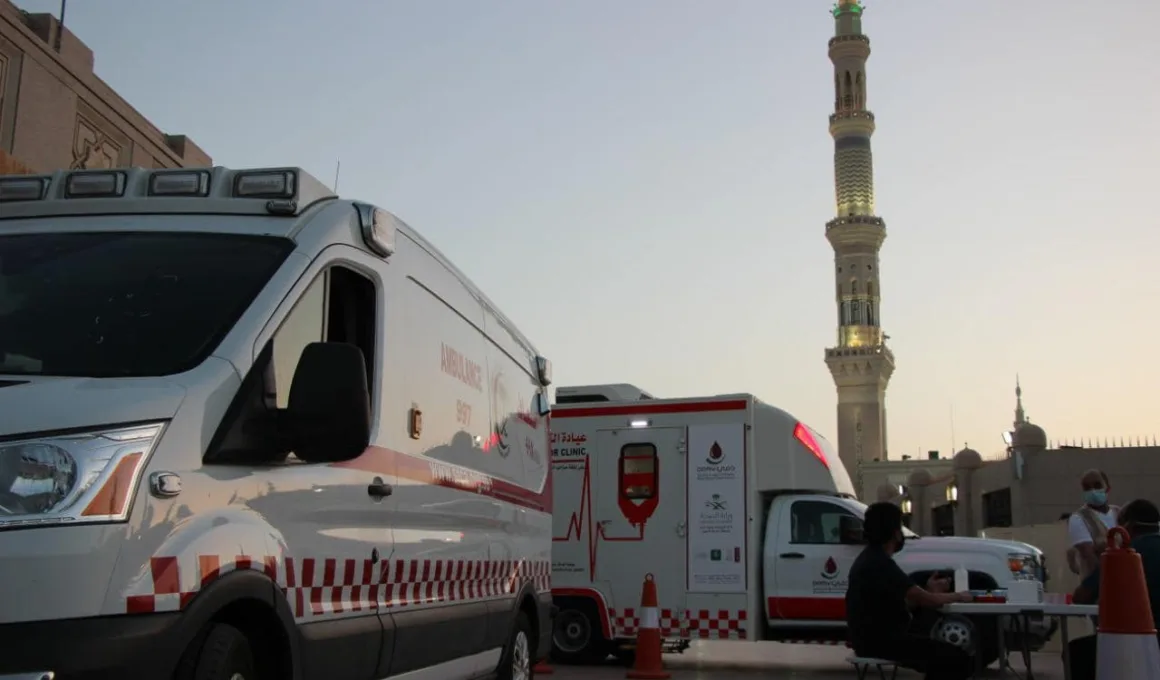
[{"left": 0, "top": 231, "right": 293, "bottom": 378}]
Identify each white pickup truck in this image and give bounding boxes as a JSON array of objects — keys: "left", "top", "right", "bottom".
[{"left": 549, "top": 385, "right": 1053, "bottom": 668}]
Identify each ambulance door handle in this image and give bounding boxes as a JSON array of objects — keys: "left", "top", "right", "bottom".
[
  {"left": 368, "top": 477, "right": 393, "bottom": 501},
  {"left": 779, "top": 552, "right": 805, "bottom": 560},
  {"left": 676, "top": 522, "right": 687, "bottom": 538}
]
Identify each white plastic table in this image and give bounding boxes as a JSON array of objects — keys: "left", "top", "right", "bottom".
[{"left": 942, "top": 602, "right": 1098, "bottom": 680}]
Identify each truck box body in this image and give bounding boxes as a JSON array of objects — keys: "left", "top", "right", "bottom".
[
  {"left": 549, "top": 385, "right": 1054, "bottom": 666},
  {"left": 550, "top": 390, "right": 851, "bottom": 645}
]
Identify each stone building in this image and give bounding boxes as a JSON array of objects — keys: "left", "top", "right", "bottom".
[
  {"left": 0, "top": 0, "right": 210, "bottom": 174},
  {"left": 865, "top": 381, "right": 1160, "bottom": 536}
]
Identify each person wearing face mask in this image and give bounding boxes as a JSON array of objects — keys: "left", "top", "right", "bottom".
[
  {"left": 846, "top": 502, "right": 975, "bottom": 679},
  {"left": 1065, "top": 499, "right": 1160, "bottom": 680},
  {"left": 1066, "top": 469, "right": 1119, "bottom": 579}
]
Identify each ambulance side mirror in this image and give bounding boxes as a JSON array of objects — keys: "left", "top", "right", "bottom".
[
  {"left": 839, "top": 515, "right": 866, "bottom": 545},
  {"left": 286, "top": 342, "right": 371, "bottom": 464}
]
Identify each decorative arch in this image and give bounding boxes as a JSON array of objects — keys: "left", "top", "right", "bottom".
[
  {"left": 842, "top": 71, "right": 854, "bottom": 110},
  {"left": 855, "top": 72, "right": 865, "bottom": 109}
]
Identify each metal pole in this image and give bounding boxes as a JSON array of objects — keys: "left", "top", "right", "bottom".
[
  {"left": 54, "top": 0, "right": 67, "bottom": 52},
  {"left": 333, "top": 160, "right": 341, "bottom": 192}
]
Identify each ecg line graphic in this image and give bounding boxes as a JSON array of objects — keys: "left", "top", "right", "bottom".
[{"left": 552, "top": 455, "right": 644, "bottom": 581}]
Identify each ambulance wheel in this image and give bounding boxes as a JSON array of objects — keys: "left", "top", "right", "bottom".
[
  {"left": 496, "top": 611, "right": 534, "bottom": 680},
  {"left": 175, "top": 622, "right": 257, "bottom": 680},
  {"left": 551, "top": 600, "right": 609, "bottom": 664}
]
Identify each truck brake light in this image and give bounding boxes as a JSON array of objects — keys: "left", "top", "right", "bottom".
[{"left": 793, "top": 422, "right": 830, "bottom": 469}]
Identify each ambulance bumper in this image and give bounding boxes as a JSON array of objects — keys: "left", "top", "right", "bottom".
[{"left": 0, "top": 611, "right": 179, "bottom": 680}]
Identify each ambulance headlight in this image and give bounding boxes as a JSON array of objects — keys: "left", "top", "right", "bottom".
[{"left": 0, "top": 422, "right": 165, "bottom": 528}]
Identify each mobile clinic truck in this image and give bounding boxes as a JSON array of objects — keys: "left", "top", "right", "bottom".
[
  {"left": 0, "top": 166, "right": 553, "bottom": 680},
  {"left": 548, "top": 384, "right": 1053, "bottom": 668}
]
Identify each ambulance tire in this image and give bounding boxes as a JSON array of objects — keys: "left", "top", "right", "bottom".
[
  {"left": 496, "top": 611, "right": 535, "bottom": 680},
  {"left": 175, "top": 622, "right": 257, "bottom": 680},
  {"left": 550, "top": 600, "right": 610, "bottom": 665}
]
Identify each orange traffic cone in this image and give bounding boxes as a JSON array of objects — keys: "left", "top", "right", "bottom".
[
  {"left": 626, "top": 573, "right": 670, "bottom": 680},
  {"left": 533, "top": 658, "right": 554, "bottom": 675},
  {"left": 1096, "top": 527, "right": 1160, "bottom": 679}
]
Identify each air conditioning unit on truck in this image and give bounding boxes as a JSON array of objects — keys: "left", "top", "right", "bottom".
[{"left": 548, "top": 385, "right": 1055, "bottom": 669}]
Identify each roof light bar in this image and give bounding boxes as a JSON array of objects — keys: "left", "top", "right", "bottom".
[
  {"left": 65, "top": 171, "right": 127, "bottom": 199},
  {"left": 149, "top": 170, "right": 211, "bottom": 197},
  {"left": 234, "top": 170, "right": 297, "bottom": 199},
  {"left": 0, "top": 176, "right": 50, "bottom": 203}
]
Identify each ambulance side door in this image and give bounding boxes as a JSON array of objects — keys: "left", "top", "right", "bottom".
[{"left": 769, "top": 496, "right": 860, "bottom": 624}]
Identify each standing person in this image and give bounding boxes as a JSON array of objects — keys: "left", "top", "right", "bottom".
[
  {"left": 1067, "top": 499, "right": 1160, "bottom": 680},
  {"left": 846, "top": 502, "right": 975, "bottom": 680},
  {"left": 1066, "top": 469, "right": 1119, "bottom": 579}
]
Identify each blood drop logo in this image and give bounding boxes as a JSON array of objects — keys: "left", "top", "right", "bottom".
[{"left": 706, "top": 441, "right": 725, "bottom": 465}]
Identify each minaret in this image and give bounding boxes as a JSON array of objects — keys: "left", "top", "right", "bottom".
[
  {"left": 823, "top": 0, "right": 894, "bottom": 498},
  {"left": 1014, "top": 375, "right": 1027, "bottom": 428}
]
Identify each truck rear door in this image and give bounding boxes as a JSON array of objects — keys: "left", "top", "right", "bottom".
[
  {"left": 766, "top": 495, "right": 862, "bottom": 624},
  {"left": 592, "top": 427, "right": 686, "bottom": 640}
]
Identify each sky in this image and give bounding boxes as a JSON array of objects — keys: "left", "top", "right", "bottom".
[{"left": 20, "top": 0, "right": 1160, "bottom": 460}]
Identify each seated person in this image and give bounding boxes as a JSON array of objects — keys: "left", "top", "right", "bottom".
[
  {"left": 1068, "top": 498, "right": 1160, "bottom": 680},
  {"left": 846, "top": 502, "right": 975, "bottom": 680}
]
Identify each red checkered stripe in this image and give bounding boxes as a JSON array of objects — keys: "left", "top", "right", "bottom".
[
  {"left": 126, "top": 555, "right": 550, "bottom": 618},
  {"left": 607, "top": 608, "right": 685, "bottom": 638},
  {"left": 685, "top": 609, "right": 749, "bottom": 640}
]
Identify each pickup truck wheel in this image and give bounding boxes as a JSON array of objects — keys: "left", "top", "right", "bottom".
[
  {"left": 551, "top": 602, "right": 609, "bottom": 665},
  {"left": 175, "top": 622, "right": 257, "bottom": 680},
  {"left": 932, "top": 614, "right": 999, "bottom": 670}
]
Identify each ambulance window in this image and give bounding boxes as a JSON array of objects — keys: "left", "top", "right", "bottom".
[
  {"left": 270, "top": 265, "right": 377, "bottom": 409},
  {"left": 619, "top": 443, "right": 658, "bottom": 500},
  {"left": 790, "top": 500, "right": 856, "bottom": 545},
  {"left": 271, "top": 274, "right": 326, "bottom": 408}
]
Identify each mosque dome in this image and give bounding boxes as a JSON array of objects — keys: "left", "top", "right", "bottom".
[
  {"left": 1013, "top": 421, "right": 1048, "bottom": 449},
  {"left": 876, "top": 482, "right": 900, "bottom": 502},
  {"left": 953, "top": 446, "right": 983, "bottom": 470},
  {"left": 907, "top": 469, "right": 932, "bottom": 486}
]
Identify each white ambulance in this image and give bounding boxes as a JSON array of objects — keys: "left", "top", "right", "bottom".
[
  {"left": 0, "top": 166, "right": 554, "bottom": 680},
  {"left": 548, "top": 385, "right": 1054, "bottom": 669}
]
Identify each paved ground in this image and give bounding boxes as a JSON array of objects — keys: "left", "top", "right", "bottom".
[{"left": 540, "top": 641, "right": 1069, "bottom": 678}]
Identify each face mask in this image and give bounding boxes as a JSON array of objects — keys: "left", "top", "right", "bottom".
[{"left": 1084, "top": 489, "right": 1107, "bottom": 506}]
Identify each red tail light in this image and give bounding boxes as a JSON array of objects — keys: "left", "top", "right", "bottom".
[{"left": 794, "top": 422, "right": 830, "bottom": 469}]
